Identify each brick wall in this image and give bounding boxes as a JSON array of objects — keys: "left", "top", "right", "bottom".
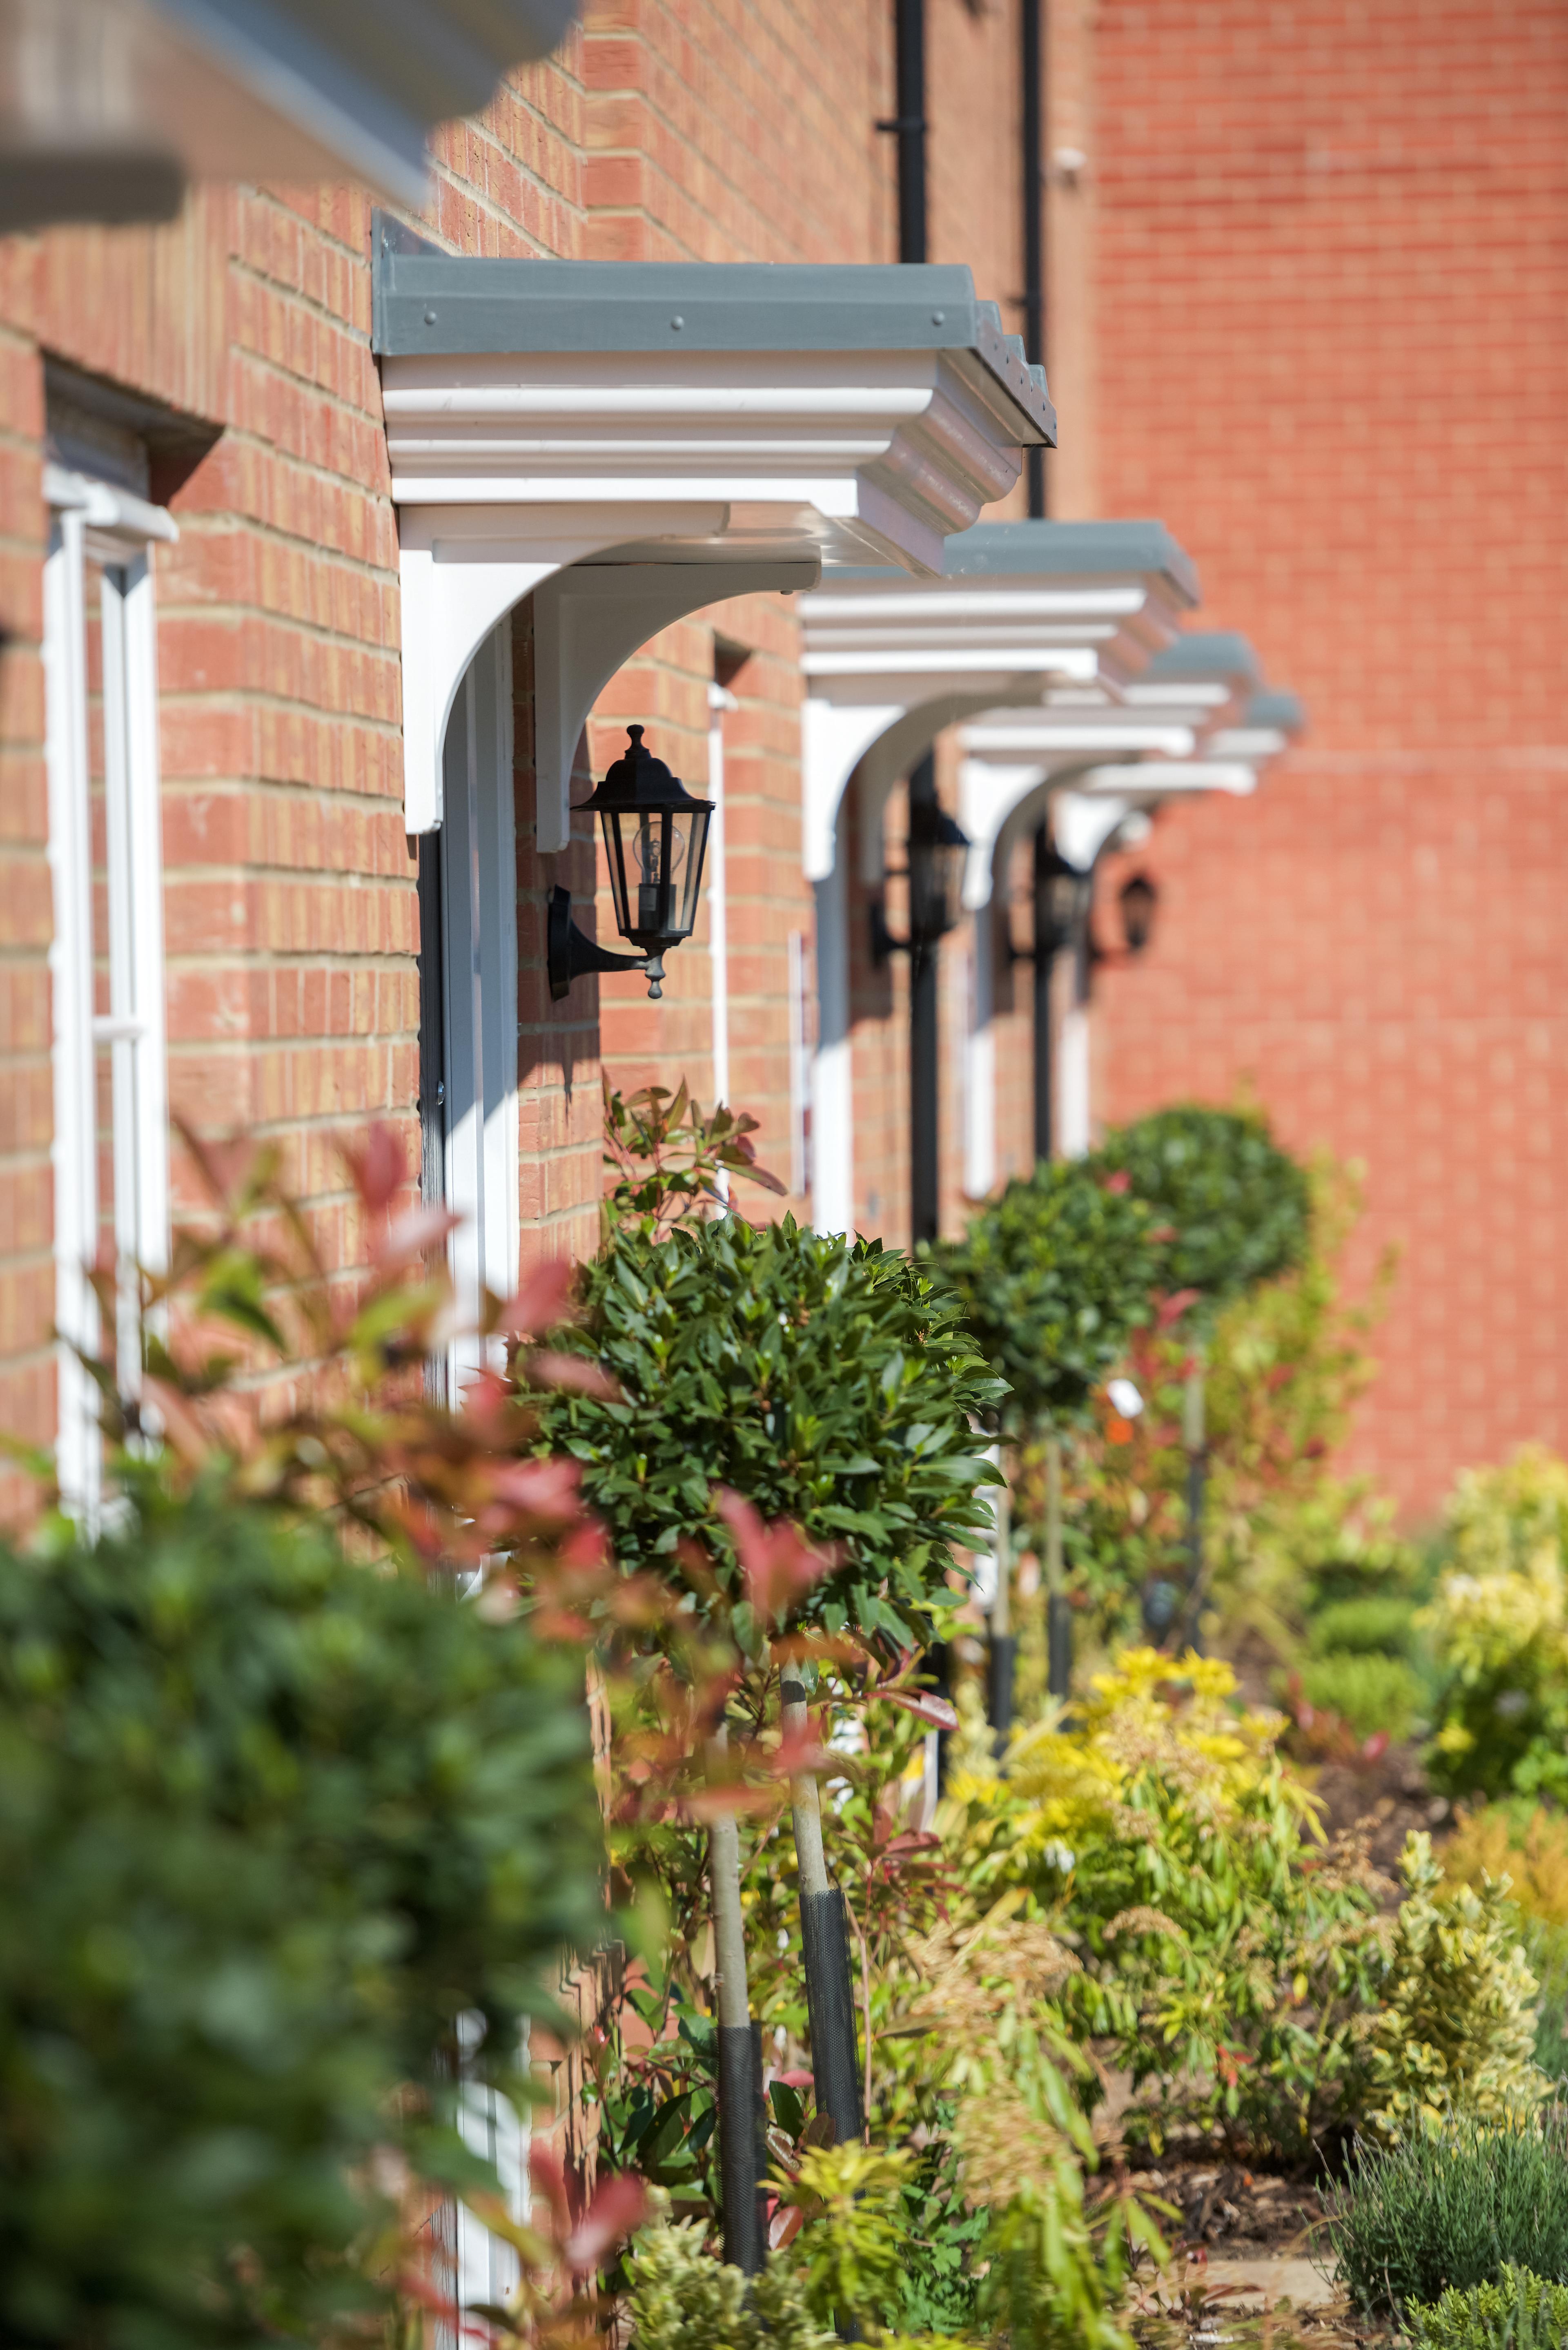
[
  {"left": 0, "top": 1, "right": 1054, "bottom": 1495},
  {"left": 1088, "top": 0, "right": 1568, "bottom": 1518}
]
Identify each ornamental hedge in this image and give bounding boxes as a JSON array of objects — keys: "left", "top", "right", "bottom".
[
  {"left": 932, "top": 1157, "right": 1161, "bottom": 1438},
  {"left": 536, "top": 1215, "right": 1004, "bottom": 1654},
  {"left": 0, "top": 1482, "right": 604, "bottom": 2349},
  {"left": 1092, "top": 1104, "right": 1311, "bottom": 1314}
]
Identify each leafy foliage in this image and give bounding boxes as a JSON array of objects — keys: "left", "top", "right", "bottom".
[
  {"left": 1356, "top": 1832, "right": 1549, "bottom": 2143},
  {"left": 1290, "top": 1651, "right": 1423, "bottom": 1744},
  {"left": 945, "top": 1651, "right": 1390, "bottom": 2154},
  {"left": 1325, "top": 2108, "right": 1568, "bottom": 2317},
  {"left": 0, "top": 1121, "right": 750, "bottom": 2350},
  {"left": 904, "top": 1912, "right": 1164, "bottom": 2350},
  {"left": 601, "top": 1079, "right": 785, "bottom": 1237},
  {"left": 780, "top": 2143, "right": 920, "bottom": 2334},
  {"left": 538, "top": 1215, "right": 1003, "bottom": 1654},
  {"left": 0, "top": 1485, "right": 604, "bottom": 2350},
  {"left": 1409, "top": 2265, "right": 1568, "bottom": 2350},
  {"left": 1423, "top": 1449, "right": 1568, "bottom": 1803},
  {"left": 1092, "top": 1103, "right": 1312, "bottom": 1318},
  {"left": 623, "top": 2218, "right": 835, "bottom": 2350},
  {"left": 933, "top": 1158, "right": 1161, "bottom": 1438},
  {"left": 1022, "top": 1154, "right": 1407, "bottom": 1677}
]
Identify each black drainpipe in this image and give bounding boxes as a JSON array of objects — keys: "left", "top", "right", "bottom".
[
  {"left": 885, "top": 0, "right": 928, "bottom": 264},
  {"left": 1021, "top": 0, "right": 1047, "bottom": 521},
  {"left": 1024, "top": 0, "right": 1054, "bottom": 1164}
]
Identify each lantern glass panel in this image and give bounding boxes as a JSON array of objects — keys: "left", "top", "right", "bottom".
[
  {"left": 670, "top": 804, "right": 711, "bottom": 939},
  {"left": 909, "top": 811, "right": 968, "bottom": 944},
  {"left": 599, "top": 810, "right": 633, "bottom": 940}
]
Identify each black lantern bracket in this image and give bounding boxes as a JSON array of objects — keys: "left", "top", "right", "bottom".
[
  {"left": 547, "top": 886, "right": 659, "bottom": 1001},
  {"left": 546, "top": 724, "right": 713, "bottom": 1004}
]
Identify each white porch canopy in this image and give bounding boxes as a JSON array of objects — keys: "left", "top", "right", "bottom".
[
  {"left": 797, "top": 519, "right": 1198, "bottom": 886},
  {"left": 962, "top": 671, "right": 1305, "bottom": 1177},
  {"left": 0, "top": 0, "right": 577, "bottom": 229},
  {"left": 804, "top": 519, "right": 1199, "bottom": 1236},
  {"left": 958, "top": 630, "right": 1266, "bottom": 907},
  {"left": 373, "top": 235, "right": 1056, "bottom": 842}
]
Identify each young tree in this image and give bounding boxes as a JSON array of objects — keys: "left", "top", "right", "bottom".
[
  {"left": 537, "top": 1116, "right": 1000, "bottom": 2244},
  {"left": 1092, "top": 1105, "right": 1312, "bottom": 1647},
  {"left": 935, "top": 1159, "right": 1162, "bottom": 1710}
]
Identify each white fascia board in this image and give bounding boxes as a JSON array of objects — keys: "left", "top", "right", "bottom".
[
  {"left": 961, "top": 716, "right": 1198, "bottom": 762},
  {"left": 1078, "top": 758, "right": 1260, "bottom": 799}
]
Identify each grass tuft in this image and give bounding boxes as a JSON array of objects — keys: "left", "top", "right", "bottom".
[{"left": 1324, "top": 2109, "right": 1568, "bottom": 2317}]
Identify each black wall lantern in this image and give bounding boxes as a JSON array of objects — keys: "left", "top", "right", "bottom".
[
  {"left": 1118, "top": 870, "right": 1158, "bottom": 955},
  {"left": 548, "top": 725, "right": 714, "bottom": 1002},
  {"left": 870, "top": 791, "right": 971, "bottom": 964}
]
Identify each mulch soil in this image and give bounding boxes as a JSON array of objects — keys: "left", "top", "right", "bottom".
[{"left": 1125, "top": 2158, "right": 1327, "bottom": 2258}]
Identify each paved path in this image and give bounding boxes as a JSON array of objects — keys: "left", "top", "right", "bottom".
[{"left": 1197, "top": 2258, "right": 1338, "bottom": 2309}]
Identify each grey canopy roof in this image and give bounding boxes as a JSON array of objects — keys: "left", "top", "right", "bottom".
[
  {"left": 371, "top": 250, "right": 1055, "bottom": 444},
  {"left": 1140, "top": 631, "right": 1264, "bottom": 689}
]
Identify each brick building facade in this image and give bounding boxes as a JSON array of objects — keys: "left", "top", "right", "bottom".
[
  {"left": 1082, "top": 0, "right": 1568, "bottom": 1516},
  {"left": 0, "top": 0, "right": 1561, "bottom": 1527}
]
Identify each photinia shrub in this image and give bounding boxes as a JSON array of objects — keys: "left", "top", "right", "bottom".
[{"left": 0, "top": 1483, "right": 605, "bottom": 2349}]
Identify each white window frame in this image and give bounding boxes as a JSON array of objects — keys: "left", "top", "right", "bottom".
[
  {"left": 437, "top": 619, "right": 519, "bottom": 1388},
  {"left": 43, "top": 464, "right": 175, "bottom": 1519}
]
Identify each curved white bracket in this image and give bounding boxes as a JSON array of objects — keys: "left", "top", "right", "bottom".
[
  {"left": 801, "top": 680, "right": 1060, "bottom": 885},
  {"left": 958, "top": 752, "right": 1151, "bottom": 913},
  {"left": 535, "top": 558, "right": 816, "bottom": 852},
  {"left": 398, "top": 502, "right": 755, "bottom": 836}
]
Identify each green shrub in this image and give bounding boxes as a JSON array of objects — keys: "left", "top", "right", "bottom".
[
  {"left": 539, "top": 1215, "right": 1004, "bottom": 1652},
  {"left": 934, "top": 1157, "right": 1160, "bottom": 1437},
  {"left": 621, "top": 2210, "right": 967, "bottom": 2350},
  {"left": 1423, "top": 1449, "right": 1568, "bottom": 1804},
  {"left": 1409, "top": 2265, "right": 1568, "bottom": 2350},
  {"left": 1325, "top": 2109, "right": 1568, "bottom": 2317},
  {"left": 1356, "top": 1832, "right": 1548, "bottom": 2143},
  {"left": 0, "top": 1483, "right": 604, "bottom": 2349},
  {"left": 1294, "top": 1650, "right": 1422, "bottom": 1742},
  {"left": 947, "top": 1650, "right": 1389, "bottom": 2155},
  {"left": 1309, "top": 1594, "right": 1420, "bottom": 1656},
  {"left": 624, "top": 2219, "right": 834, "bottom": 2350},
  {"left": 1093, "top": 1103, "right": 1312, "bottom": 1315}
]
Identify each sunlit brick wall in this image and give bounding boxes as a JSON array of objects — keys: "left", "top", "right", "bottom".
[{"left": 1087, "top": 0, "right": 1568, "bottom": 1519}]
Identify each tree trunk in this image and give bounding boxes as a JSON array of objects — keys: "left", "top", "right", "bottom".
[
  {"left": 708, "top": 1730, "right": 763, "bottom": 2273},
  {"left": 780, "top": 1678, "right": 863, "bottom": 2150}
]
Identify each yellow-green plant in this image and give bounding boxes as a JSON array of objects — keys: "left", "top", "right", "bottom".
[
  {"left": 905, "top": 1912, "right": 1163, "bottom": 2350},
  {"left": 1443, "top": 1806, "right": 1568, "bottom": 2077},
  {"left": 623, "top": 2217, "right": 834, "bottom": 2350},
  {"left": 1423, "top": 1448, "right": 1568, "bottom": 1801},
  {"left": 778, "top": 2144, "right": 921, "bottom": 2338},
  {"left": 944, "top": 1650, "right": 1390, "bottom": 2152},
  {"left": 1410, "top": 2265, "right": 1568, "bottom": 2350},
  {"left": 1356, "top": 1832, "right": 1549, "bottom": 2142}
]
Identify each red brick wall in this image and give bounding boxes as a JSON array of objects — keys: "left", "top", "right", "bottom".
[
  {"left": 1089, "top": 0, "right": 1568, "bottom": 1519},
  {"left": 0, "top": 0, "right": 1056, "bottom": 1497}
]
